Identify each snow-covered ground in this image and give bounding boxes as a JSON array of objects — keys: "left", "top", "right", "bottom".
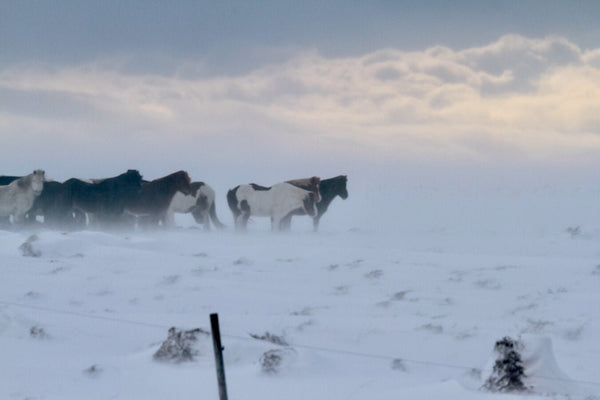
[{"left": 1, "top": 174, "right": 599, "bottom": 399}]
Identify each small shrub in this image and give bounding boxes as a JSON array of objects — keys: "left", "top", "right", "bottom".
[
  {"left": 566, "top": 226, "right": 581, "bottom": 237},
  {"left": 261, "top": 349, "right": 283, "bottom": 374},
  {"left": 249, "top": 332, "right": 289, "bottom": 346},
  {"left": 30, "top": 326, "right": 50, "bottom": 339},
  {"left": 482, "top": 336, "right": 531, "bottom": 393},
  {"left": 153, "top": 327, "right": 209, "bottom": 363},
  {"left": 259, "top": 348, "right": 297, "bottom": 374},
  {"left": 83, "top": 364, "right": 102, "bottom": 377},
  {"left": 19, "top": 235, "right": 41, "bottom": 257},
  {"left": 391, "top": 358, "right": 407, "bottom": 372}
]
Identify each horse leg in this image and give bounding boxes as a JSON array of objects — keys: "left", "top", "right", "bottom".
[
  {"left": 233, "top": 213, "right": 241, "bottom": 231},
  {"left": 279, "top": 214, "right": 292, "bottom": 231},
  {"left": 0, "top": 215, "right": 10, "bottom": 228},
  {"left": 313, "top": 215, "right": 321, "bottom": 232},
  {"left": 159, "top": 212, "right": 171, "bottom": 228},
  {"left": 192, "top": 204, "right": 210, "bottom": 231},
  {"left": 236, "top": 212, "right": 249, "bottom": 231},
  {"left": 198, "top": 195, "right": 210, "bottom": 230},
  {"left": 163, "top": 209, "right": 176, "bottom": 228},
  {"left": 12, "top": 212, "right": 25, "bottom": 225},
  {"left": 236, "top": 200, "right": 250, "bottom": 232},
  {"left": 272, "top": 214, "right": 285, "bottom": 232},
  {"left": 234, "top": 210, "right": 249, "bottom": 232},
  {"left": 202, "top": 211, "right": 210, "bottom": 231}
]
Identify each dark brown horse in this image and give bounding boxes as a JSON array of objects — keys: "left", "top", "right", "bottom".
[{"left": 125, "top": 170, "right": 193, "bottom": 227}]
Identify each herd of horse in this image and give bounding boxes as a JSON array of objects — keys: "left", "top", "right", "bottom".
[{"left": 0, "top": 170, "right": 348, "bottom": 232}]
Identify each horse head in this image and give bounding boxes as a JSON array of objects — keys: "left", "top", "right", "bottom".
[
  {"left": 302, "top": 192, "right": 318, "bottom": 217},
  {"left": 175, "top": 171, "right": 193, "bottom": 195},
  {"left": 189, "top": 182, "right": 204, "bottom": 198},
  {"left": 31, "top": 170, "right": 45, "bottom": 195},
  {"left": 125, "top": 169, "right": 143, "bottom": 187},
  {"left": 339, "top": 175, "right": 349, "bottom": 199}
]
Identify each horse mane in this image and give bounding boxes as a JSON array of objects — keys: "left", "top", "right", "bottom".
[
  {"left": 286, "top": 176, "right": 321, "bottom": 202},
  {"left": 189, "top": 182, "right": 205, "bottom": 197},
  {"left": 16, "top": 170, "right": 44, "bottom": 190},
  {"left": 286, "top": 176, "right": 320, "bottom": 190},
  {"left": 17, "top": 175, "right": 32, "bottom": 189},
  {"left": 250, "top": 183, "right": 271, "bottom": 191},
  {"left": 152, "top": 170, "right": 187, "bottom": 182},
  {"left": 91, "top": 169, "right": 141, "bottom": 184},
  {"left": 321, "top": 175, "right": 347, "bottom": 186}
]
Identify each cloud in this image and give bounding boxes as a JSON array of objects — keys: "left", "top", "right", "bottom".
[{"left": 2, "top": 34, "right": 600, "bottom": 178}]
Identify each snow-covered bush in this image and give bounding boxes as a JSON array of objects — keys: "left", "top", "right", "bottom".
[
  {"left": 259, "top": 348, "right": 297, "bottom": 374},
  {"left": 249, "top": 332, "right": 289, "bottom": 346},
  {"left": 153, "top": 327, "right": 209, "bottom": 363},
  {"left": 19, "top": 235, "right": 41, "bottom": 257},
  {"left": 482, "top": 336, "right": 531, "bottom": 393}
]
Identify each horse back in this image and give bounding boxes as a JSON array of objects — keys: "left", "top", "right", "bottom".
[
  {"left": 236, "top": 182, "right": 310, "bottom": 216},
  {"left": 0, "top": 176, "right": 20, "bottom": 186},
  {"left": 67, "top": 172, "right": 140, "bottom": 217},
  {"left": 127, "top": 170, "right": 191, "bottom": 216}
]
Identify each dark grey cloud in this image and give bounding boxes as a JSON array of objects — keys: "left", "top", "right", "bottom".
[{"left": 2, "top": 1, "right": 599, "bottom": 75}]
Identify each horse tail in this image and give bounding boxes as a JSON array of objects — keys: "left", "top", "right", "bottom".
[
  {"left": 209, "top": 201, "right": 226, "bottom": 229},
  {"left": 226, "top": 186, "right": 240, "bottom": 217}
]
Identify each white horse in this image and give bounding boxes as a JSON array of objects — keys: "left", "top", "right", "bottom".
[
  {"left": 0, "top": 170, "right": 45, "bottom": 223},
  {"left": 227, "top": 182, "right": 318, "bottom": 232},
  {"left": 165, "top": 182, "right": 225, "bottom": 229}
]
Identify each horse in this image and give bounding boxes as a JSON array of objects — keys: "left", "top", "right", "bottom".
[
  {"left": 0, "top": 176, "right": 22, "bottom": 225},
  {"left": 280, "top": 175, "right": 348, "bottom": 231},
  {"left": 125, "top": 170, "right": 193, "bottom": 227},
  {"left": 165, "top": 182, "right": 225, "bottom": 229},
  {"left": 0, "top": 170, "right": 45, "bottom": 224},
  {"left": 227, "top": 182, "right": 318, "bottom": 232},
  {"left": 65, "top": 169, "right": 143, "bottom": 227},
  {"left": 31, "top": 180, "right": 87, "bottom": 229}
]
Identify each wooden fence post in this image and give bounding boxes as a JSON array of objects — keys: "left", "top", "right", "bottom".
[{"left": 210, "top": 313, "right": 228, "bottom": 400}]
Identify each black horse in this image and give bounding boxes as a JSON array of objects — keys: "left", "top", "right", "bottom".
[
  {"left": 65, "top": 169, "right": 143, "bottom": 227},
  {"left": 280, "top": 175, "right": 348, "bottom": 231},
  {"left": 30, "top": 180, "right": 86, "bottom": 229},
  {"left": 0, "top": 176, "right": 21, "bottom": 186}
]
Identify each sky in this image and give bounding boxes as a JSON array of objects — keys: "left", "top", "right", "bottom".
[{"left": 1, "top": 1, "right": 600, "bottom": 183}]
